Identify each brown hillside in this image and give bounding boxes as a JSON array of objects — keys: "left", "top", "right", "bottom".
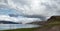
[
  {"left": 47, "top": 16, "right": 60, "bottom": 23},
  {"left": 48, "top": 16, "right": 60, "bottom": 20},
  {"left": 34, "top": 16, "right": 60, "bottom": 31}
]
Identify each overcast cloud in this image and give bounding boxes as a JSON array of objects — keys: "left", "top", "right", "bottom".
[{"left": 0, "top": 0, "right": 60, "bottom": 23}]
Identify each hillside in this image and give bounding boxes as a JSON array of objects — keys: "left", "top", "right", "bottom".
[
  {"left": 34, "top": 16, "right": 60, "bottom": 31},
  {"left": 47, "top": 16, "right": 60, "bottom": 22},
  {"left": 27, "top": 21, "right": 47, "bottom": 25}
]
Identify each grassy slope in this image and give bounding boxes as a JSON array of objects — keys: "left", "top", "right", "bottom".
[{"left": 34, "top": 16, "right": 60, "bottom": 31}]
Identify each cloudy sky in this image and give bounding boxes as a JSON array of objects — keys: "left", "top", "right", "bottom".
[{"left": 0, "top": 0, "right": 60, "bottom": 23}]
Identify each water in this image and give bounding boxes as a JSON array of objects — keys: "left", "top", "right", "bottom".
[{"left": 0, "top": 24, "right": 40, "bottom": 30}]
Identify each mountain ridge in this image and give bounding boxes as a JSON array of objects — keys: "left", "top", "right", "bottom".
[{"left": 0, "top": 20, "right": 19, "bottom": 24}]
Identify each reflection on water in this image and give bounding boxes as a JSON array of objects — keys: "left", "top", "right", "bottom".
[{"left": 0, "top": 24, "right": 40, "bottom": 30}]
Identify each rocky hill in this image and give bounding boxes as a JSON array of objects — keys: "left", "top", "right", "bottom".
[
  {"left": 47, "top": 16, "right": 60, "bottom": 22},
  {"left": 34, "top": 16, "right": 60, "bottom": 31}
]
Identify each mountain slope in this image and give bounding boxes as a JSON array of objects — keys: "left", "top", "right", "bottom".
[
  {"left": 0, "top": 20, "right": 19, "bottom": 24},
  {"left": 34, "top": 16, "right": 60, "bottom": 31}
]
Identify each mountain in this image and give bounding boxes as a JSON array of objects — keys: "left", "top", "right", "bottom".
[
  {"left": 47, "top": 16, "right": 60, "bottom": 22},
  {"left": 0, "top": 20, "right": 19, "bottom": 24}
]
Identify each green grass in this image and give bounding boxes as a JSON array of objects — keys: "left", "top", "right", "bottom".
[
  {"left": 42, "top": 20, "right": 60, "bottom": 28},
  {"left": 48, "top": 20, "right": 60, "bottom": 25}
]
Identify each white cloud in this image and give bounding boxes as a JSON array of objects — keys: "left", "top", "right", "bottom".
[
  {"left": 0, "top": 15, "right": 41, "bottom": 24},
  {"left": 17, "top": 17, "right": 41, "bottom": 24},
  {"left": 0, "top": 15, "right": 17, "bottom": 22},
  {"left": 0, "top": 0, "right": 60, "bottom": 22},
  {"left": 5, "top": 0, "right": 51, "bottom": 16},
  {"left": 4, "top": 0, "right": 60, "bottom": 16}
]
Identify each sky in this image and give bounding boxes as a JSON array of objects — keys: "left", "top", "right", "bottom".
[{"left": 0, "top": 0, "right": 60, "bottom": 24}]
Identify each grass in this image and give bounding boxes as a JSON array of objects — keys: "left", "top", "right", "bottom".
[{"left": 42, "top": 20, "right": 60, "bottom": 28}]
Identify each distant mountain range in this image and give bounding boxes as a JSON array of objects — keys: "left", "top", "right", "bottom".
[{"left": 0, "top": 20, "right": 19, "bottom": 24}]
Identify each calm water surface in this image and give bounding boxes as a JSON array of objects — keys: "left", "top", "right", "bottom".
[{"left": 0, "top": 24, "right": 40, "bottom": 30}]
